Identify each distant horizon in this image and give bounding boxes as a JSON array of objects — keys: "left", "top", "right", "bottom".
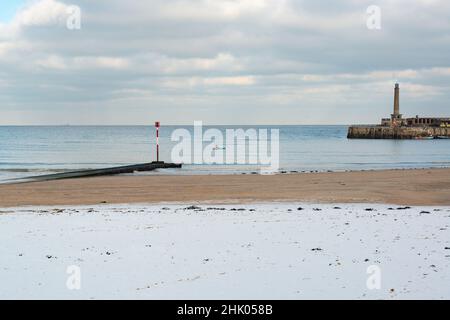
[{"left": 0, "top": 123, "right": 353, "bottom": 127}]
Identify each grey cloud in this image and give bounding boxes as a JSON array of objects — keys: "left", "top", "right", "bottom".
[{"left": 0, "top": 0, "right": 449, "bottom": 125}]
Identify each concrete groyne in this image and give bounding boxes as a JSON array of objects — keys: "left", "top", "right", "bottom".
[
  {"left": 13, "top": 162, "right": 182, "bottom": 183},
  {"left": 347, "top": 126, "right": 450, "bottom": 139}
]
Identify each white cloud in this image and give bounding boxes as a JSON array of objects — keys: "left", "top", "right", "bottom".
[
  {"left": 34, "top": 55, "right": 130, "bottom": 70},
  {"left": 203, "top": 76, "right": 255, "bottom": 86},
  {"left": 73, "top": 56, "right": 130, "bottom": 70},
  {"left": 163, "top": 76, "right": 255, "bottom": 88},
  {"left": 15, "top": 0, "right": 69, "bottom": 28},
  {"left": 159, "top": 53, "right": 241, "bottom": 74},
  {"left": 158, "top": 0, "right": 278, "bottom": 21},
  {"left": 427, "top": 67, "right": 450, "bottom": 76},
  {"left": 400, "top": 82, "right": 444, "bottom": 97},
  {"left": 36, "top": 54, "right": 67, "bottom": 69}
]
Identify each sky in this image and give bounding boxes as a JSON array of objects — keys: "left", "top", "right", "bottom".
[
  {"left": 0, "top": 0, "right": 450, "bottom": 125},
  {"left": 0, "top": 0, "right": 24, "bottom": 22}
]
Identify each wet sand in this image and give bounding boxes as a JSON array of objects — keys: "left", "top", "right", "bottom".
[{"left": 1, "top": 168, "right": 450, "bottom": 207}]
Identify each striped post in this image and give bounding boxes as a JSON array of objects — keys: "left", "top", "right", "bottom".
[{"left": 155, "top": 121, "right": 160, "bottom": 162}]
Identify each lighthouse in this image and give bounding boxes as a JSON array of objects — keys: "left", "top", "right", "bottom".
[
  {"left": 348, "top": 83, "right": 450, "bottom": 138},
  {"left": 391, "top": 83, "right": 402, "bottom": 126}
]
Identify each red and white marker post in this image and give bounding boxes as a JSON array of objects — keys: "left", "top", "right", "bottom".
[{"left": 155, "top": 121, "right": 160, "bottom": 162}]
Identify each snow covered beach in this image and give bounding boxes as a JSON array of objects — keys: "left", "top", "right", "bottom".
[{"left": 1, "top": 203, "right": 449, "bottom": 300}]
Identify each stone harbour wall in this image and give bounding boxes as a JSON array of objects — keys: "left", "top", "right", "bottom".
[{"left": 347, "top": 126, "right": 450, "bottom": 139}]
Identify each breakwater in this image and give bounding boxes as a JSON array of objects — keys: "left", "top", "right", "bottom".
[
  {"left": 347, "top": 126, "right": 450, "bottom": 139},
  {"left": 13, "top": 162, "right": 182, "bottom": 183}
]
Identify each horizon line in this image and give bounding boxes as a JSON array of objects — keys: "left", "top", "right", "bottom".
[{"left": 0, "top": 123, "right": 353, "bottom": 127}]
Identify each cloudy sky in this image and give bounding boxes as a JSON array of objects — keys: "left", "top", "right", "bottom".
[{"left": 0, "top": 0, "right": 449, "bottom": 125}]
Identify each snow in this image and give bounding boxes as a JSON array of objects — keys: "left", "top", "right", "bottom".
[{"left": 0, "top": 203, "right": 449, "bottom": 299}]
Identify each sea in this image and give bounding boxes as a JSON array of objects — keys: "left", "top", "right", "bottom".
[{"left": 1, "top": 125, "right": 449, "bottom": 182}]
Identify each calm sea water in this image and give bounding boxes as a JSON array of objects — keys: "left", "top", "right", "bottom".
[{"left": 1, "top": 125, "right": 449, "bottom": 182}]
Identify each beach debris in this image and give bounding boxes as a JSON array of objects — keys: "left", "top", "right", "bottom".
[
  {"left": 184, "top": 205, "right": 202, "bottom": 210},
  {"left": 333, "top": 207, "right": 341, "bottom": 210},
  {"left": 420, "top": 211, "right": 431, "bottom": 214},
  {"left": 364, "top": 208, "right": 375, "bottom": 211},
  {"left": 0, "top": 210, "right": 15, "bottom": 215},
  {"left": 311, "top": 248, "right": 323, "bottom": 251},
  {"left": 297, "top": 207, "right": 304, "bottom": 211},
  {"left": 396, "top": 206, "right": 411, "bottom": 210},
  {"left": 313, "top": 208, "right": 322, "bottom": 211}
]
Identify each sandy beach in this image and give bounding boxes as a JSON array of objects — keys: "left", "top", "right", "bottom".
[
  {"left": 1, "top": 202, "right": 449, "bottom": 299},
  {"left": 2, "top": 169, "right": 450, "bottom": 299},
  {"left": 1, "top": 168, "right": 450, "bottom": 207}
]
